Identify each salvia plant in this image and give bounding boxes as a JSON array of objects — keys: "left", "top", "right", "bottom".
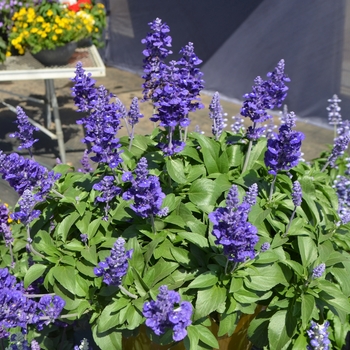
[{"left": 1, "top": 17, "right": 350, "bottom": 350}]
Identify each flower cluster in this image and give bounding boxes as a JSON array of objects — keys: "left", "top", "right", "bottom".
[
  {"left": 312, "top": 263, "right": 326, "bottom": 279},
  {"left": 0, "top": 151, "right": 60, "bottom": 201},
  {"left": 143, "top": 285, "right": 192, "bottom": 341},
  {"left": 209, "top": 92, "right": 227, "bottom": 140},
  {"left": 122, "top": 157, "right": 168, "bottom": 219},
  {"left": 9, "top": 107, "right": 38, "bottom": 154},
  {"left": 292, "top": 180, "right": 302, "bottom": 207},
  {"left": 141, "top": 19, "right": 204, "bottom": 155},
  {"left": 327, "top": 94, "right": 342, "bottom": 126},
  {"left": 94, "top": 237, "right": 132, "bottom": 286},
  {"left": 324, "top": 121, "right": 350, "bottom": 170},
  {"left": 333, "top": 175, "right": 350, "bottom": 224},
  {"left": 0, "top": 203, "right": 12, "bottom": 248},
  {"left": 307, "top": 321, "right": 330, "bottom": 350},
  {"left": 0, "top": 268, "right": 65, "bottom": 337},
  {"left": 241, "top": 60, "right": 290, "bottom": 124},
  {"left": 209, "top": 184, "right": 259, "bottom": 262},
  {"left": 264, "top": 111, "right": 304, "bottom": 175},
  {"left": 72, "top": 65, "right": 124, "bottom": 169},
  {"left": 11, "top": 189, "right": 41, "bottom": 227},
  {"left": 92, "top": 175, "right": 121, "bottom": 221}
]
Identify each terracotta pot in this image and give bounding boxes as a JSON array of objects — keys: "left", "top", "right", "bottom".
[
  {"left": 122, "top": 307, "right": 265, "bottom": 350},
  {"left": 31, "top": 42, "right": 77, "bottom": 66}
]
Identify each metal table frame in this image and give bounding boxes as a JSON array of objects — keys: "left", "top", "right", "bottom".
[{"left": 0, "top": 45, "right": 106, "bottom": 163}]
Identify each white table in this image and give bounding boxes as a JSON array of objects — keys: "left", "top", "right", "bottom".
[{"left": 0, "top": 45, "right": 106, "bottom": 163}]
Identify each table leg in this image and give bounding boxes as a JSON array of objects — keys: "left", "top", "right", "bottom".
[
  {"left": 46, "top": 79, "right": 66, "bottom": 164},
  {"left": 44, "top": 80, "right": 52, "bottom": 129}
]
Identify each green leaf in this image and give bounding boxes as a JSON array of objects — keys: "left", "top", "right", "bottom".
[
  {"left": 187, "top": 325, "right": 200, "bottom": 350},
  {"left": 195, "top": 285, "right": 226, "bottom": 319},
  {"left": 268, "top": 310, "right": 291, "bottom": 350},
  {"left": 52, "top": 266, "right": 76, "bottom": 294},
  {"left": 196, "top": 325, "right": 219, "bottom": 349},
  {"left": 192, "top": 133, "right": 221, "bottom": 173},
  {"left": 187, "top": 272, "right": 218, "bottom": 289},
  {"left": 301, "top": 294, "right": 315, "bottom": 329},
  {"left": 298, "top": 236, "right": 318, "bottom": 267},
  {"left": 92, "top": 325, "right": 122, "bottom": 350},
  {"left": 188, "top": 179, "right": 221, "bottom": 208},
  {"left": 98, "top": 298, "right": 130, "bottom": 332},
  {"left": 166, "top": 158, "right": 187, "bottom": 184},
  {"left": 218, "top": 312, "right": 237, "bottom": 337},
  {"left": 244, "top": 263, "right": 288, "bottom": 291},
  {"left": 24, "top": 264, "right": 47, "bottom": 288},
  {"left": 178, "top": 231, "right": 208, "bottom": 248},
  {"left": 81, "top": 245, "right": 98, "bottom": 265},
  {"left": 57, "top": 211, "right": 80, "bottom": 242}
]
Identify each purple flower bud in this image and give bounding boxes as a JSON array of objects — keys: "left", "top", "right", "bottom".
[
  {"left": 9, "top": 107, "right": 39, "bottom": 153},
  {"left": 327, "top": 94, "right": 342, "bottom": 126},
  {"left": 307, "top": 321, "right": 330, "bottom": 350},
  {"left": 292, "top": 181, "right": 302, "bottom": 207},
  {"left": 312, "top": 263, "right": 326, "bottom": 279},
  {"left": 260, "top": 242, "right": 270, "bottom": 252},
  {"left": 209, "top": 92, "right": 227, "bottom": 140},
  {"left": 127, "top": 97, "right": 143, "bottom": 127},
  {"left": 11, "top": 189, "right": 41, "bottom": 226}
]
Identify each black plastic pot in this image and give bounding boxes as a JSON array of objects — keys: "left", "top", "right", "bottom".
[{"left": 31, "top": 42, "right": 77, "bottom": 66}]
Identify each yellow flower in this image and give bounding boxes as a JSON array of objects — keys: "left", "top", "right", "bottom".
[
  {"left": 97, "top": 3, "right": 105, "bottom": 8},
  {"left": 5, "top": 51, "right": 11, "bottom": 57},
  {"left": 55, "top": 28, "right": 63, "bottom": 34},
  {"left": 52, "top": 35, "right": 58, "bottom": 41},
  {"left": 41, "top": 32, "right": 47, "bottom": 38},
  {"left": 30, "top": 27, "right": 38, "bottom": 33},
  {"left": 47, "top": 9, "right": 53, "bottom": 17},
  {"left": 36, "top": 16, "right": 44, "bottom": 23}
]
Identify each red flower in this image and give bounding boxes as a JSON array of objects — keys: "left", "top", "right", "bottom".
[{"left": 68, "top": 0, "right": 91, "bottom": 12}]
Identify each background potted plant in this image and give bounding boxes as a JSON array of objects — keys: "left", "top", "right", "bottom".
[
  {"left": 0, "top": 17, "right": 350, "bottom": 350},
  {"left": 6, "top": 0, "right": 94, "bottom": 65}
]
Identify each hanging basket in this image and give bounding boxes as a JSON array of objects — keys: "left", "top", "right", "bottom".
[{"left": 31, "top": 42, "right": 77, "bottom": 66}]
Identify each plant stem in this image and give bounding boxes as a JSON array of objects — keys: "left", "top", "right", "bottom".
[
  {"left": 27, "top": 226, "right": 45, "bottom": 259},
  {"left": 184, "top": 125, "right": 188, "bottom": 143},
  {"left": 242, "top": 139, "right": 253, "bottom": 174},
  {"left": 269, "top": 175, "right": 277, "bottom": 201},
  {"left": 283, "top": 207, "right": 296, "bottom": 237},
  {"left": 150, "top": 214, "right": 156, "bottom": 234},
  {"left": 119, "top": 285, "right": 138, "bottom": 299},
  {"left": 128, "top": 126, "right": 135, "bottom": 151},
  {"left": 51, "top": 189, "right": 65, "bottom": 199},
  {"left": 23, "top": 293, "right": 56, "bottom": 298},
  {"left": 321, "top": 161, "right": 329, "bottom": 173}
]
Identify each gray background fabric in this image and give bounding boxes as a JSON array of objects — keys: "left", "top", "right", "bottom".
[{"left": 99, "top": 0, "right": 348, "bottom": 126}]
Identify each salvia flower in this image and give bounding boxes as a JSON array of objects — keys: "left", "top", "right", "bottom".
[
  {"left": 0, "top": 222, "right": 13, "bottom": 247},
  {"left": 127, "top": 97, "right": 144, "bottom": 129},
  {"left": 76, "top": 85, "right": 124, "bottom": 169},
  {"left": 141, "top": 18, "right": 173, "bottom": 102},
  {"left": 209, "top": 92, "right": 227, "bottom": 140},
  {"left": 9, "top": 107, "right": 39, "bottom": 153},
  {"left": 0, "top": 152, "right": 60, "bottom": 200},
  {"left": 292, "top": 180, "right": 302, "bottom": 207},
  {"left": 78, "top": 149, "right": 93, "bottom": 173},
  {"left": 264, "top": 112, "right": 304, "bottom": 175},
  {"left": 74, "top": 338, "right": 90, "bottom": 350},
  {"left": 0, "top": 203, "right": 10, "bottom": 225},
  {"left": 94, "top": 237, "right": 132, "bottom": 286},
  {"left": 143, "top": 285, "right": 192, "bottom": 342},
  {"left": 122, "top": 157, "right": 168, "bottom": 219},
  {"left": 327, "top": 94, "right": 342, "bottom": 125},
  {"left": 209, "top": 185, "right": 259, "bottom": 262},
  {"left": 11, "top": 189, "right": 41, "bottom": 226},
  {"left": 307, "top": 320, "right": 330, "bottom": 350},
  {"left": 31, "top": 340, "right": 40, "bottom": 350},
  {"left": 92, "top": 175, "right": 121, "bottom": 220},
  {"left": 324, "top": 120, "right": 350, "bottom": 170},
  {"left": 231, "top": 115, "right": 245, "bottom": 134},
  {"left": 71, "top": 61, "right": 97, "bottom": 112},
  {"left": 36, "top": 295, "right": 66, "bottom": 330},
  {"left": 312, "top": 263, "right": 326, "bottom": 279},
  {"left": 244, "top": 183, "right": 258, "bottom": 206},
  {"left": 333, "top": 175, "right": 350, "bottom": 224},
  {"left": 260, "top": 242, "right": 270, "bottom": 252}
]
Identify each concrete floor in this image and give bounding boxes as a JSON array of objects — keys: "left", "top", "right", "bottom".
[{"left": 0, "top": 64, "right": 335, "bottom": 205}]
